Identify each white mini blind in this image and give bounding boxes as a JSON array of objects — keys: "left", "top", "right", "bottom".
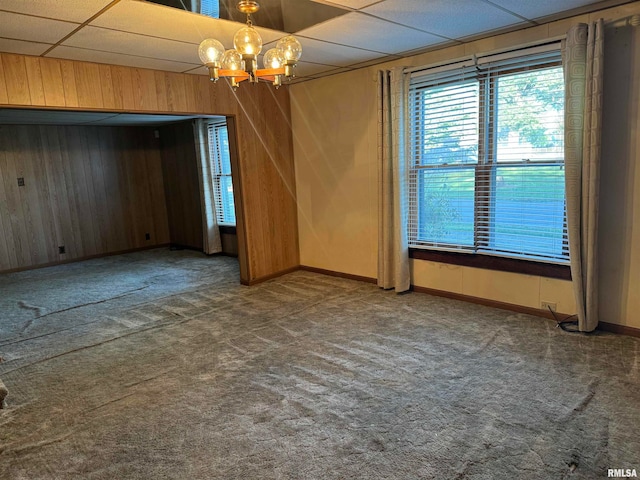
[
  {"left": 408, "top": 44, "right": 568, "bottom": 263},
  {"left": 207, "top": 123, "right": 235, "bottom": 225}
]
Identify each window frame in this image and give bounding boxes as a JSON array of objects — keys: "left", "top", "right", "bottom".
[
  {"left": 407, "top": 47, "right": 570, "bottom": 279},
  {"left": 207, "top": 121, "right": 236, "bottom": 227}
]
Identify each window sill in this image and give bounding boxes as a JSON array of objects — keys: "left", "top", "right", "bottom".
[{"left": 409, "top": 248, "right": 571, "bottom": 280}]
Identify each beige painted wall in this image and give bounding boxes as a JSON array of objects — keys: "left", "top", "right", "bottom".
[{"left": 291, "top": 2, "right": 640, "bottom": 328}]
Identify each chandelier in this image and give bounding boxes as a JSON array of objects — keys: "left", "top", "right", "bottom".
[{"left": 198, "top": 0, "right": 302, "bottom": 89}]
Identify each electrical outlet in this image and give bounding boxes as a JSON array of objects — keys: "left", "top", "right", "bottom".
[
  {"left": 541, "top": 301, "right": 556, "bottom": 312},
  {"left": 58, "top": 246, "right": 66, "bottom": 254},
  {"left": 145, "top": 233, "right": 151, "bottom": 240},
  {"left": 17, "top": 177, "right": 25, "bottom": 187}
]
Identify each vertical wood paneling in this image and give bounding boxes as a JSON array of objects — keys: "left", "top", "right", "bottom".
[
  {"left": 39, "top": 58, "right": 66, "bottom": 107},
  {"left": 41, "top": 126, "right": 73, "bottom": 258},
  {"left": 159, "top": 121, "right": 203, "bottom": 250},
  {"left": 59, "top": 60, "right": 79, "bottom": 107},
  {"left": 193, "top": 76, "right": 211, "bottom": 114},
  {"left": 99, "top": 65, "right": 116, "bottom": 110},
  {"left": 154, "top": 71, "right": 169, "bottom": 112},
  {"left": 39, "top": 126, "right": 65, "bottom": 254},
  {"left": 2, "top": 54, "right": 31, "bottom": 104},
  {"left": 166, "top": 72, "right": 188, "bottom": 112},
  {"left": 133, "top": 68, "right": 158, "bottom": 111},
  {"left": 75, "top": 63, "right": 104, "bottom": 109},
  {"left": 184, "top": 75, "right": 198, "bottom": 113},
  {"left": 24, "top": 57, "right": 46, "bottom": 106},
  {"left": 0, "top": 125, "right": 170, "bottom": 272},
  {"left": 0, "top": 130, "right": 17, "bottom": 269},
  {"left": 0, "top": 53, "right": 298, "bottom": 284},
  {"left": 0, "top": 56, "right": 8, "bottom": 104},
  {"left": 14, "top": 127, "right": 52, "bottom": 264},
  {"left": 111, "top": 66, "right": 135, "bottom": 111},
  {"left": 0, "top": 129, "right": 31, "bottom": 266}
]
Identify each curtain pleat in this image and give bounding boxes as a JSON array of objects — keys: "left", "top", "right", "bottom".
[
  {"left": 562, "top": 20, "right": 604, "bottom": 332},
  {"left": 193, "top": 119, "right": 222, "bottom": 255},
  {"left": 377, "top": 68, "right": 410, "bottom": 292}
]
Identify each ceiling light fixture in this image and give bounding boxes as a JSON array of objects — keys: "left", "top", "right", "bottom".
[{"left": 198, "top": 0, "right": 302, "bottom": 89}]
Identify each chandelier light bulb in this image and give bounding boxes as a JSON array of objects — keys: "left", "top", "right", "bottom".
[
  {"left": 198, "top": 38, "right": 225, "bottom": 66},
  {"left": 276, "top": 35, "right": 302, "bottom": 63},
  {"left": 233, "top": 26, "right": 263, "bottom": 57},
  {"left": 222, "top": 49, "right": 243, "bottom": 71},
  {"left": 263, "top": 48, "right": 285, "bottom": 69},
  {"left": 198, "top": 1, "right": 302, "bottom": 88}
]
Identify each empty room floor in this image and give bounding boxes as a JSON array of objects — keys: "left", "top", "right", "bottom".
[{"left": 0, "top": 249, "right": 638, "bottom": 479}]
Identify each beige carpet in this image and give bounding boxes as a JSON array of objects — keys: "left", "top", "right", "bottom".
[{"left": 0, "top": 248, "right": 638, "bottom": 479}]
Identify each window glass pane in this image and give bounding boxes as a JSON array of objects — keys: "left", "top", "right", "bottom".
[
  {"left": 209, "top": 122, "right": 235, "bottom": 226},
  {"left": 200, "top": 0, "right": 220, "bottom": 18},
  {"left": 217, "top": 126, "right": 232, "bottom": 175},
  {"left": 409, "top": 49, "right": 567, "bottom": 263},
  {"left": 415, "top": 167, "right": 475, "bottom": 246},
  {"left": 491, "top": 164, "right": 566, "bottom": 257},
  {"left": 412, "top": 81, "right": 479, "bottom": 166},
  {"left": 219, "top": 175, "right": 235, "bottom": 224},
  {"left": 495, "top": 67, "right": 564, "bottom": 163}
]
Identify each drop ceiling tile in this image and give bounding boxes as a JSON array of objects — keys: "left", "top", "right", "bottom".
[
  {"left": 291, "top": 61, "right": 344, "bottom": 77},
  {"left": 62, "top": 26, "right": 200, "bottom": 64},
  {"left": 363, "top": 0, "right": 526, "bottom": 39},
  {"left": 485, "top": 0, "right": 606, "bottom": 20},
  {"left": 0, "top": 38, "right": 51, "bottom": 56},
  {"left": 296, "top": 11, "right": 446, "bottom": 55},
  {"left": 347, "top": 55, "right": 403, "bottom": 69},
  {"left": 264, "top": 36, "right": 382, "bottom": 67},
  {"left": 0, "top": 0, "right": 114, "bottom": 23},
  {"left": 309, "top": 66, "right": 353, "bottom": 78},
  {"left": 48, "top": 45, "right": 199, "bottom": 72},
  {"left": 184, "top": 65, "right": 212, "bottom": 76},
  {"left": 90, "top": 0, "right": 283, "bottom": 47},
  {"left": 0, "top": 11, "right": 78, "bottom": 44},
  {"left": 311, "top": 0, "right": 384, "bottom": 9}
]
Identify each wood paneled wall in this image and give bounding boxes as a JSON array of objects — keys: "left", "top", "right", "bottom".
[
  {"left": 159, "top": 121, "right": 203, "bottom": 251},
  {"left": 0, "top": 52, "right": 299, "bottom": 284},
  {"left": 0, "top": 125, "right": 169, "bottom": 271}
]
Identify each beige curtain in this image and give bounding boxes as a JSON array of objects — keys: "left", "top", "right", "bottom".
[
  {"left": 562, "top": 20, "right": 604, "bottom": 332},
  {"left": 377, "top": 68, "right": 410, "bottom": 292},
  {"left": 193, "top": 119, "right": 222, "bottom": 255}
]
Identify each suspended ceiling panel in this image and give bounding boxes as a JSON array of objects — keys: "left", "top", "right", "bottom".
[
  {"left": 62, "top": 27, "right": 202, "bottom": 64},
  {"left": 0, "top": 0, "right": 634, "bottom": 83},
  {"left": 0, "top": 0, "right": 115, "bottom": 23},
  {"left": 311, "top": 0, "right": 383, "bottom": 9},
  {"left": 297, "top": 11, "right": 448, "bottom": 54},
  {"left": 361, "top": 0, "right": 532, "bottom": 39},
  {"left": 51, "top": 45, "right": 200, "bottom": 72},
  {"left": 0, "top": 11, "right": 78, "bottom": 44},
  {"left": 0, "top": 38, "right": 51, "bottom": 56},
  {"left": 486, "top": 0, "right": 622, "bottom": 19}
]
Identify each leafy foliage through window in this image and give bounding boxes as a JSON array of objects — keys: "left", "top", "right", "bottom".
[{"left": 409, "top": 47, "right": 568, "bottom": 263}]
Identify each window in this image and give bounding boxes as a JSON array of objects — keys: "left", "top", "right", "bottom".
[
  {"left": 408, "top": 46, "right": 567, "bottom": 264},
  {"left": 195, "top": 0, "right": 220, "bottom": 18},
  {"left": 207, "top": 122, "right": 235, "bottom": 225}
]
